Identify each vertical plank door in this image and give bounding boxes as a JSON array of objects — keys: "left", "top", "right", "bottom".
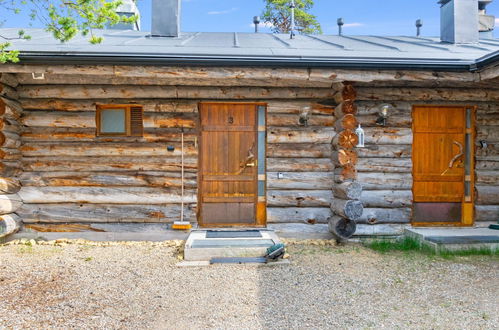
[
  {"left": 412, "top": 106, "right": 474, "bottom": 226},
  {"left": 199, "top": 103, "right": 259, "bottom": 226}
]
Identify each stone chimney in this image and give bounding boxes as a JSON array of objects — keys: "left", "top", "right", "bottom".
[
  {"left": 151, "top": 0, "right": 181, "bottom": 37},
  {"left": 479, "top": 0, "right": 495, "bottom": 39},
  {"left": 108, "top": 0, "right": 141, "bottom": 31},
  {"left": 439, "top": 0, "right": 479, "bottom": 43}
]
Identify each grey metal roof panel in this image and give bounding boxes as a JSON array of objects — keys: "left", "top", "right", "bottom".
[{"left": 2, "top": 28, "right": 498, "bottom": 69}]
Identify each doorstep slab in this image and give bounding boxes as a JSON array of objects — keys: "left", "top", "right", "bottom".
[{"left": 184, "top": 230, "right": 281, "bottom": 261}]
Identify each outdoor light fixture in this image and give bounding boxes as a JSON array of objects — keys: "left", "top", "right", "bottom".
[
  {"left": 355, "top": 124, "right": 365, "bottom": 148},
  {"left": 376, "top": 104, "right": 393, "bottom": 126},
  {"left": 32, "top": 72, "right": 45, "bottom": 80},
  {"left": 299, "top": 106, "right": 311, "bottom": 126}
]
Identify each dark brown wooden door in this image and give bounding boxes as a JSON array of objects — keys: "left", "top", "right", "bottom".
[
  {"left": 412, "top": 106, "right": 474, "bottom": 226},
  {"left": 199, "top": 103, "right": 258, "bottom": 226}
]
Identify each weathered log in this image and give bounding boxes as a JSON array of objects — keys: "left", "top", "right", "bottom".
[
  {"left": 267, "top": 113, "right": 335, "bottom": 127},
  {"left": 0, "top": 148, "right": 22, "bottom": 161},
  {"left": 334, "top": 114, "right": 358, "bottom": 131},
  {"left": 330, "top": 198, "right": 363, "bottom": 220},
  {"left": 18, "top": 186, "right": 197, "bottom": 204},
  {"left": 476, "top": 142, "right": 499, "bottom": 161},
  {"left": 354, "top": 224, "right": 408, "bottom": 236},
  {"left": 18, "top": 203, "right": 197, "bottom": 223},
  {"left": 0, "top": 162, "right": 22, "bottom": 177},
  {"left": 328, "top": 216, "right": 357, "bottom": 241},
  {"left": 21, "top": 127, "right": 198, "bottom": 143},
  {"left": 19, "top": 171, "right": 197, "bottom": 188},
  {"left": 18, "top": 85, "right": 337, "bottom": 100},
  {"left": 21, "top": 142, "right": 198, "bottom": 157},
  {"left": 332, "top": 181, "right": 362, "bottom": 200},
  {"left": 477, "top": 126, "right": 499, "bottom": 142},
  {"left": 267, "top": 207, "right": 331, "bottom": 224},
  {"left": 336, "top": 172, "right": 413, "bottom": 190},
  {"left": 338, "top": 164, "right": 357, "bottom": 181},
  {"left": 267, "top": 172, "right": 334, "bottom": 190},
  {"left": 267, "top": 190, "right": 333, "bottom": 207},
  {"left": 356, "top": 145, "right": 411, "bottom": 158},
  {"left": 356, "top": 114, "right": 412, "bottom": 128},
  {"left": 0, "top": 98, "right": 22, "bottom": 120},
  {"left": 476, "top": 114, "right": 499, "bottom": 126},
  {"left": 476, "top": 160, "right": 499, "bottom": 170},
  {"left": 356, "top": 158, "right": 412, "bottom": 173},
  {"left": 0, "top": 119, "right": 22, "bottom": 134},
  {"left": 0, "top": 177, "right": 21, "bottom": 194},
  {"left": 356, "top": 87, "right": 499, "bottom": 102},
  {"left": 267, "top": 158, "right": 333, "bottom": 172},
  {"left": 360, "top": 190, "right": 412, "bottom": 208},
  {"left": 267, "top": 144, "right": 331, "bottom": 158},
  {"left": 331, "top": 129, "right": 358, "bottom": 149},
  {"left": 22, "top": 156, "right": 198, "bottom": 172},
  {"left": 363, "top": 127, "right": 413, "bottom": 145},
  {"left": 267, "top": 127, "right": 335, "bottom": 144},
  {"left": 0, "top": 131, "right": 21, "bottom": 149},
  {"left": 331, "top": 149, "right": 358, "bottom": 167},
  {"left": 0, "top": 73, "right": 19, "bottom": 88},
  {"left": 356, "top": 100, "right": 499, "bottom": 116},
  {"left": 357, "top": 207, "right": 411, "bottom": 224},
  {"left": 334, "top": 101, "right": 357, "bottom": 117},
  {"left": 0, "top": 213, "right": 22, "bottom": 238},
  {"left": 267, "top": 101, "right": 334, "bottom": 115},
  {"left": 476, "top": 185, "right": 499, "bottom": 205},
  {"left": 0, "top": 194, "right": 22, "bottom": 215},
  {"left": 0, "top": 85, "right": 18, "bottom": 100},
  {"left": 341, "top": 84, "right": 357, "bottom": 102},
  {"left": 21, "top": 111, "right": 198, "bottom": 129},
  {"left": 20, "top": 99, "right": 198, "bottom": 112},
  {"left": 475, "top": 205, "right": 499, "bottom": 222},
  {"left": 476, "top": 170, "right": 499, "bottom": 185}
]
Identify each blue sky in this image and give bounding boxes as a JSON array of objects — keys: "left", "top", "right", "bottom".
[{"left": 2, "top": 0, "right": 499, "bottom": 37}]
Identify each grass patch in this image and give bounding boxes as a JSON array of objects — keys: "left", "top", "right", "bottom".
[{"left": 365, "top": 236, "right": 499, "bottom": 258}]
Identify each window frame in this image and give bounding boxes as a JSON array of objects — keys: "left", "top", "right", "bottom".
[{"left": 96, "top": 104, "right": 142, "bottom": 137}]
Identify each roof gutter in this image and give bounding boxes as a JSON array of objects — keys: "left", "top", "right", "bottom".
[{"left": 17, "top": 51, "right": 480, "bottom": 71}]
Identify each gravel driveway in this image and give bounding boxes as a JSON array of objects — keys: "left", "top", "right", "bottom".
[{"left": 1, "top": 240, "right": 498, "bottom": 329}]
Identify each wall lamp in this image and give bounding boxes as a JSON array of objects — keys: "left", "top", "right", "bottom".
[
  {"left": 376, "top": 104, "right": 393, "bottom": 126},
  {"left": 299, "top": 106, "right": 312, "bottom": 126}
]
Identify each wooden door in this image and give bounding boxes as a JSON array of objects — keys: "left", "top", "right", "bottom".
[
  {"left": 412, "top": 106, "right": 475, "bottom": 226},
  {"left": 198, "top": 103, "right": 260, "bottom": 227}
]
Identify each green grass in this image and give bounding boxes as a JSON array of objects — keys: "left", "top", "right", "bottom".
[{"left": 365, "top": 236, "right": 499, "bottom": 258}]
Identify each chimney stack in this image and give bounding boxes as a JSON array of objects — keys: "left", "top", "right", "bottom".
[
  {"left": 439, "top": 0, "right": 479, "bottom": 44},
  {"left": 152, "top": 0, "right": 181, "bottom": 37},
  {"left": 478, "top": 0, "right": 495, "bottom": 39},
  {"left": 108, "top": 0, "right": 140, "bottom": 30}
]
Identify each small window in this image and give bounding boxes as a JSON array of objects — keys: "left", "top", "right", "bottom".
[{"left": 96, "top": 104, "right": 143, "bottom": 137}]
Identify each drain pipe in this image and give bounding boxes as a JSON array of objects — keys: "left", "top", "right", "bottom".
[{"left": 0, "top": 214, "right": 22, "bottom": 240}]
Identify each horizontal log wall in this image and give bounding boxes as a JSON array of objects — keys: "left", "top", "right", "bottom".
[
  {"left": 18, "top": 80, "right": 338, "bottom": 224},
  {"left": 355, "top": 89, "right": 499, "bottom": 225}
]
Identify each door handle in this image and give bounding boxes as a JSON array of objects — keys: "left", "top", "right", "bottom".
[
  {"left": 448, "top": 140, "right": 464, "bottom": 168},
  {"left": 237, "top": 144, "right": 256, "bottom": 174}
]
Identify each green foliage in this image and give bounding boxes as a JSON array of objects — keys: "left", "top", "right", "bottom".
[
  {"left": 261, "top": 0, "right": 321, "bottom": 34},
  {"left": 365, "top": 236, "right": 499, "bottom": 258},
  {"left": 0, "top": 0, "right": 138, "bottom": 63}
]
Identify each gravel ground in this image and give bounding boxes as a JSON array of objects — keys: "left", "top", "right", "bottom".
[{"left": 0, "top": 239, "right": 498, "bottom": 329}]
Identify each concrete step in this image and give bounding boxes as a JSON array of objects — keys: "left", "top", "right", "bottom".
[
  {"left": 184, "top": 230, "right": 281, "bottom": 261},
  {"left": 405, "top": 227, "right": 499, "bottom": 253}
]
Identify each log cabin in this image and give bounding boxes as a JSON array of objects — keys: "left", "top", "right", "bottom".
[{"left": 0, "top": 0, "right": 498, "bottom": 239}]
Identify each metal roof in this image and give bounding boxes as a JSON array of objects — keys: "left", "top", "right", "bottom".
[{"left": 2, "top": 28, "right": 499, "bottom": 70}]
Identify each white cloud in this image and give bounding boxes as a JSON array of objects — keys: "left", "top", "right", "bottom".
[
  {"left": 248, "top": 22, "right": 274, "bottom": 28},
  {"left": 495, "top": 18, "right": 499, "bottom": 24},
  {"left": 208, "top": 7, "right": 238, "bottom": 15},
  {"left": 343, "top": 22, "right": 364, "bottom": 28}
]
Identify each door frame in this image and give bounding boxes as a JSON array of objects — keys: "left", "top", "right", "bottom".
[
  {"left": 411, "top": 104, "right": 476, "bottom": 227},
  {"left": 197, "top": 102, "right": 267, "bottom": 228}
]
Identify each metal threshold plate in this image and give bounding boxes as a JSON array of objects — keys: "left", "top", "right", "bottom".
[
  {"left": 190, "top": 239, "right": 274, "bottom": 249},
  {"left": 206, "top": 230, "right": 262, "bottom": 238},
  {"left": 426, "top": 236, "right": 499, "bottom": 244}
]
